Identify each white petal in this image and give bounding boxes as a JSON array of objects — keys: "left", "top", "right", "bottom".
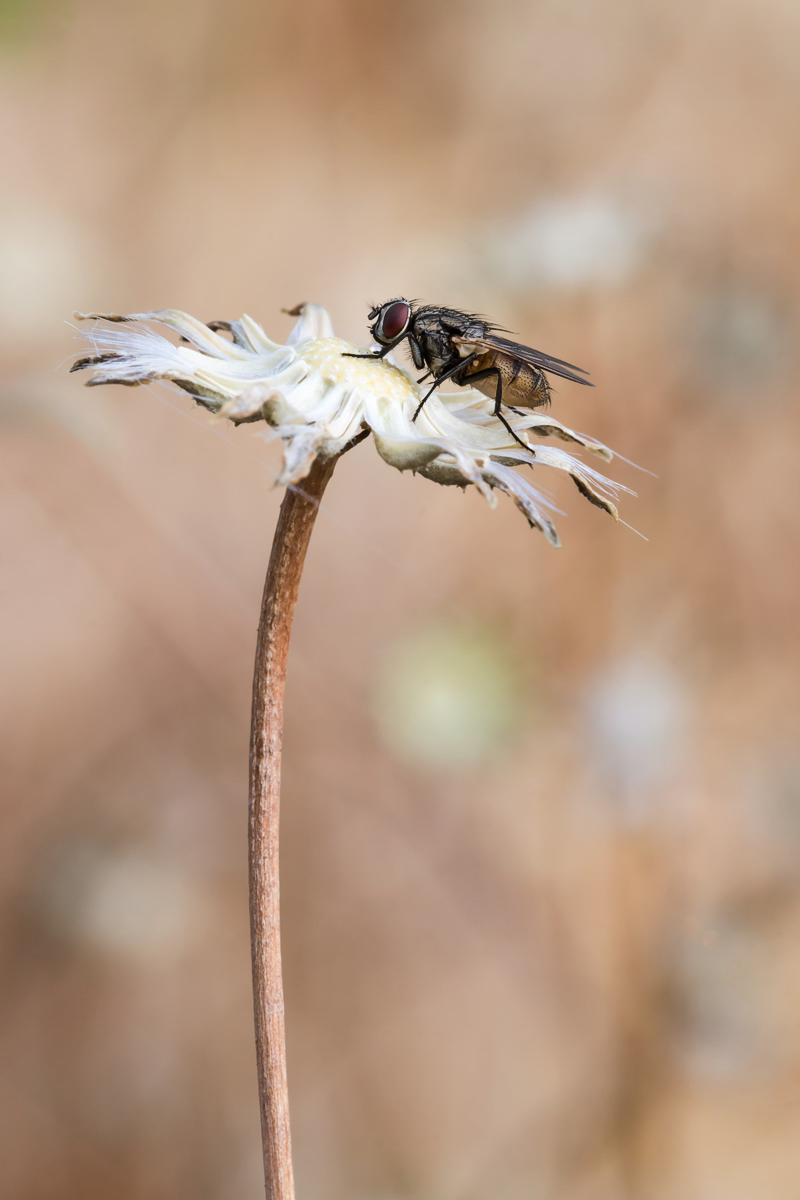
[{"left": 286, "top": 303, "right": 335, "bottom": 344}]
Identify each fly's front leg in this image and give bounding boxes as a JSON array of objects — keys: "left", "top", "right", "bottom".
[
  {"left": 462, "top": 366, "right": 531, "bottom": 453},
  {"left": 343, "top": 330, "right": 413, "bottom": 360},
  {"left": 342, "top": 346, "right": 392, "bottom": 360}
]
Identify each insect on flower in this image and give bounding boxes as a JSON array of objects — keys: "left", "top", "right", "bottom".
[
  {"left": 345, "top": 298, "right": 594, "bottom": 449},
  {"left": 71, "top": 304, "right": 631, "bottom": 546}
]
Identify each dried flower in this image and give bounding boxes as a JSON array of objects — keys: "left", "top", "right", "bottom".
[
  {"left": 72, "top": 304, "right": 630, "bottom": 545},
  {"left": 70, "top": 299, "right": 635, "bottom": 1200}
]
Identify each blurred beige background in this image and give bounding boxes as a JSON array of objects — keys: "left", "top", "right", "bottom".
[{"left": 2, "top": 1, "right": 800, "bottom": 1197}]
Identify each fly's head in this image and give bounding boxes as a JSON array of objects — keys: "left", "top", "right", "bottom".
[{"left": 368, "top": 298, "right": 414, "bottom": 347}]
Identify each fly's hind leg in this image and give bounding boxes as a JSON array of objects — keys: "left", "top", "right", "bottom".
[{"left": 462, "top": 367, "right": 531, "bottom": 453}]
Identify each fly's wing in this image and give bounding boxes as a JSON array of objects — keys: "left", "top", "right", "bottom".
[{"left": 454, "top": 333, "right": 594, "bottom": 387}]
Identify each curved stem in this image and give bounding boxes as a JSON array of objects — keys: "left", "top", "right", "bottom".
[{"left": 249, "top": 437, "right": 365, "bottom": 1200}]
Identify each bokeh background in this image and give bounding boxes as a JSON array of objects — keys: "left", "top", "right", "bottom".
[{"left": 2, "top": 0, "right": 800, "bottom": 1197}]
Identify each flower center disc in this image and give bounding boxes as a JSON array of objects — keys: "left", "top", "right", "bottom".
[{"left": 297, "top": 337, "right": 420, "bottom": 405}]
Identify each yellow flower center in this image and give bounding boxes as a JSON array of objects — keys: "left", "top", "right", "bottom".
[{"left": 297, "top": 337, "right": 421, "bottom": 404}]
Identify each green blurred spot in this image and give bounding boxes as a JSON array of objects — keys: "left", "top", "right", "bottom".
[
  {"left": 372, "top": 620, "right": 523, "bottom": 769},
  {"left": 0, "top": 0, "right": 57, "bottom": 44}
]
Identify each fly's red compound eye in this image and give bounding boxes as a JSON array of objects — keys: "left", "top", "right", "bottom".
[{"left": 377, "top": 300, "right": 410, "bottom": 343}]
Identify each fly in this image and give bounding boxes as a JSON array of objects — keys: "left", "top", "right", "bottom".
[{"left": 344, "top": 298, "right": 593, "bottom": 449}]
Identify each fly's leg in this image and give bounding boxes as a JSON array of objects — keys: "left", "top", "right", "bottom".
[
  {"left": 343, "top": 329, "right": 415, "bottom": 360},
  {"left": 412, "top": 353, "right": 478, "bottom": 422},
  {"left": 342, "top": 347, "right": 391, "bottom": 360},
  {"left": 461, "top": 366, "right": 531, "bottom": 452}
]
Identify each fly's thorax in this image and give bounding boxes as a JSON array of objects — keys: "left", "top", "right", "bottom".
[{"left": 416, "top": 327, "right": 458, "bottom": 376}]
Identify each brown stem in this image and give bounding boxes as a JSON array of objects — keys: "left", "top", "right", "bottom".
[{"left": 248, "top": 436, "right": 366, "bottom": 1200}]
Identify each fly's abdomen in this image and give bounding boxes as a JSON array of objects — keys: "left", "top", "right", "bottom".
[{"left": 463, "top": 352, "right": 550, "bottom": 408}]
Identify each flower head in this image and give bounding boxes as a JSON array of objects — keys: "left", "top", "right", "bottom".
[{"left": 72, "top": 304, "right": 631, "bottom": 546}]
